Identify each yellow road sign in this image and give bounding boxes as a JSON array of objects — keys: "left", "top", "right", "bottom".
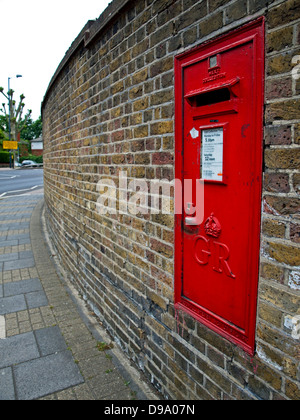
[{"left": 3, "top": 141, "right": 18, "bottom": 150}]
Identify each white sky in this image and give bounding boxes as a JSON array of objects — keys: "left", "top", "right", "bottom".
[{"left": 0, "top": 0, "right": 111, "bottom": 120}]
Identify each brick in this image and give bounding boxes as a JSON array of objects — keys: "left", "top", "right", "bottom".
[
  {"left": 260, "top": 262, "right": 285, "bottom": 284},
  {"left": 267, "top": 52, "right": 296, "bottom": 76},
  {"left": 152, "top": 0, "right": 176, "bottom": 15},
  {"left": 249, "top": 0, "right": 275, "bottom": 13},
  {"left": 150, "top": 239, "right": 173, "bottom": 258},
  {"left": 262, "top": 219, "right": 286, "bottom": 238},
  {"left": 266, "top": 77, "right": 292, "bottom": 100},
  {"left": 150, "top": 22, "right": 173, "bottom": 48},
  {"left": 133, "top": 97, "right": 149, "bottom": 112},
  {"left": 267, "top": 27, "right": 294, "bottom": 53},
  {"left": 265, "top": 125, "right": 292, "bottom": 146},
  {"left": 152, "top": 152, "right": 174, "bottom": 165},
  {"left": 285, "top": 380, "right": 300, "bottom": 400},
  {"left": 265, "top": 148, "right": 300, "bottom": 169},
  {"left": 150, "top": 89, "right": 173, "bottom": 106},
  {"left": 111, "top": 80, "right": 124, "bottom": 94},
  {"left": 112, "top": 154, "right": 126, "bottom": 164},
  {"left": 264, "top": 173, "right": 290, "bottom": 193},
  {"left": 134, "top": 153, "right": 150, "bottom": 165},
  {"left": 256, "top": 362, "right": 283, "bottom": 392},
  {"left": 247, "top": 376, "right": 271, "bottom": 400},
  {"left": 225, "top": 0, "right": 247, "bottom": 24},
  {"left": 199, "top": 12, "right": 223, "bottom": 37},
  {"left": 257, "top": 323, "right": 298, "bottom": 358},
  {"left": 295, "top": 124, "right": 300, "bottom": 145},
  {"left": 268, "top": 0, "right": 300, "bottom": 29},
  {"left": 290, "top": 223, "right": 300, "bottom": 243},
  {"left": 209, "top": 0, "right": 231, "bottom": 12},
  {"left": 150, "top": 121, "right": 173, "bottom": 136},
  {"left": 293, "top": 173, "right": 300, "bottom": 194},
  {"left": 132, "top": 68, "right": 148, "bottom": 85},
  {"left": 133, "top": 125, "right": 149, "bottom": 138},
  {"left": 132, "top": 39, "right": 149, "bottom": 58},
  {"left": 150, "top": 57, "right": 173, "bottom": 78},
  {"left": 266, "top": 241, "right": 300, "bottom": 266},
  {"left": 266, "top": 99, "right": 300, "bottom": 122},
  {"left": 260, "top": 282, "right": 300, "bottom": 313},
  {"left": 129, "top": 86, "right": 143, "bottom": 100},
  {"left": 258, "top": 301, "right": 282, "bottom": 328},
  {"left": 264, "top": 195, "right": 300, "bottom": 216},
  {"left": 174, "top": 2, "right": 207, "bottom": 33}
]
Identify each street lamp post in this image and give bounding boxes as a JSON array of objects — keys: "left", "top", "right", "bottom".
[{"left": 8, "top": 75, "right": 22, "bottom": 169}]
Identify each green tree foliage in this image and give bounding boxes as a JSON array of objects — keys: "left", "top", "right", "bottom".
[
  {"left": 0, "top": 116, "right": 8, "bottom": 148},
  {"left": 0, "top": 87, "right": 32, "bottom": 142},
  {"left": 0, "top": 115, "right": 8, "bottom": 132},
  {"left": 0, "top": 127, "right": 7, "bottom": 141},
  {"left": 21, "top": 116, "right": 42, "bottom": 140}
]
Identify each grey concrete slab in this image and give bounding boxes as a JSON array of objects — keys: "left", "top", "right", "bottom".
[
  {"left": 0, "top": 240, "right": 18, "bottom": 248},
  {"left": 34, "top": 326, "right": 67, "bottom": 357},
  {"left": 0, "top": 252, "right": 19, "bottom": 262},
  {"left": 0, "top": 332, "right": 40, "bottom": 369},
  {"left": 4, "top": 278, "right": 43, "bottom": 297},
  {"left": 19, "top": 250, "right": 34, "bottom": 260},
  {"left": 0, "top": 368, "right": 15, "bottom": 400},
  {"left": 0, "top": 222, "right": 29, "bottom": 231},
  {"left": 0, "top": 295, "right": 27, "bottom": 315},
  {"left": 4, "top": 257, "right": 35, "bottom": 271},
  {"left": 25, "top": 290, "right": 48, "bottom": 309},
  {"left": 6, "top": 233, "right": 30, "bottom": 241},
  {"left": 14, "top": 351, "right": 84, "bottom": 400}
]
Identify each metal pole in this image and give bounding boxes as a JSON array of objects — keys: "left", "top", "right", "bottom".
[
  {"left": 7, "top": 75, "right": 22, "bottom": 169},
  {"left": 8, "top": 77, "right": 12, "bottom": 169},
  {"left": 8, "top": 77, "right": 11, "bottom": 141}
]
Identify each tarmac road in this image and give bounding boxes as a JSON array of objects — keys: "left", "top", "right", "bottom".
[{"left": 0, "top": 169, "right": 44, "bottom": 198}]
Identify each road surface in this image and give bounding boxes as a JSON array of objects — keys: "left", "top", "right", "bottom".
[{"left": 0, "top": 169, "right": 44, "bottom": 198}]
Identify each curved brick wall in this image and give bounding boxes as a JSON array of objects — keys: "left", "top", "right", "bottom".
[{"left": 42, "top": 0, "right": 300, "bottom": 400}]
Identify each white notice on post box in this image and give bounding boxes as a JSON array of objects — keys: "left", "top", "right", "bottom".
[{"left": 201, "top": 128, "right": 224, "bottom": 182}]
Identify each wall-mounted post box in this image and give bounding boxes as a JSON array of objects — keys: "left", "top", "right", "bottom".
[{"left": 175, "top": 19, "right": 265, "bottom": 355}]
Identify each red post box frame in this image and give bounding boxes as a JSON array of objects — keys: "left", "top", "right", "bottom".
[{"left": 174, "top": 18, "right": 265, "bottom": 356}]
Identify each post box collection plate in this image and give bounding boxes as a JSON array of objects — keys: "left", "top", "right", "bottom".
[
  {"left": 175, "top": 19, "right": 265, "bottom": 355},
  {"left": 201, "top": 127, "right": 224, "bottom": 182}
]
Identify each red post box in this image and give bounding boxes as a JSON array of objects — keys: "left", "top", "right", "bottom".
[{"left": 175, "top": 19, "right": 265, "bottom": 355}]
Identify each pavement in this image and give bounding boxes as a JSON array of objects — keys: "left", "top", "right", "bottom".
[{"left": 0, "top": 190, "right": 158, "bottom": 400}]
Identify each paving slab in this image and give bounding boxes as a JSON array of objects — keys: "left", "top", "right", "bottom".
[
  {"left": 4, "top": 278, "right": 43, "bottom": 297},
  {"left": 0, "top": 368, "right": 15, "bottom": 400},
  {"left": 0, "top": 240, "right": 18, "bottom": 248},
  {"left": 0, "top": 315, "right": 5, "bottom": 339},
  {"left": 25, "top": 290, "right": 48, "bottom": 309},
  {"left": 14, "top": 351, "right": 84, "bottom": 400},
  {"left": 6, "top": 233, "right": 30, "bottom": 241},
  {"left": 0, "top": 252, "right": 19, "bottom": 262},
  {"left": 4, "top": 257, "right": 35, "bottom": 271},
  {"left": 34, "top": 326, "right": 67, "bottom": 357},
  {"left": 0, "top": 295, "right": 27, "bottom": 315},
  {"left": 0, "top": 332, "right": 40, "bottom": 369},
  {"left": 19, "top": 251, "right": 34, "bottom": 260}
]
